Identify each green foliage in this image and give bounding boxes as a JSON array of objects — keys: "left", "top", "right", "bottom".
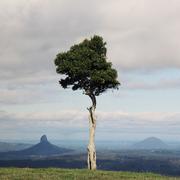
[
  {"left": 0, "top": 168, "right": 178, "bottom": 180},
  {"left": 54, "top": 35, "right": 120, "bottom": 96}
]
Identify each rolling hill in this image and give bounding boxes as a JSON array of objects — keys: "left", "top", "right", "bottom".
[{"left": 132, "top": 137, "right": 168, "bottom": 150}]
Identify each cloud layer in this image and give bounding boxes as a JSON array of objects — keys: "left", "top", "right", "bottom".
[
  {"left": 0, "top": 0, "right": 180, "bottom": 140},
  {"left": 1, "top": 110, "right": 180, "bottom": 140}
]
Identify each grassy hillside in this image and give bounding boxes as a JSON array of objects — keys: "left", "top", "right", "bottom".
[{"left": 0, "top": 168, "right": 179, "bottom": 180}]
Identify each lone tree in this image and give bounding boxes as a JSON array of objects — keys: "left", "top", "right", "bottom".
[{"left": 54, "top": 35, "right": 120, "bottom": 170}]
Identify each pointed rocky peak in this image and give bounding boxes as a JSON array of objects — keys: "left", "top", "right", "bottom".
[{"left": 40, "top": 135, "right": 48, "bottom": 143}]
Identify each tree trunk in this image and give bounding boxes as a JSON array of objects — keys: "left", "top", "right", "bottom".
[{"left": 87, "top": 94, "right": 97, "bottom": 170}]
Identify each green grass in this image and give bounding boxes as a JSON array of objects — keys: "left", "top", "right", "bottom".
[{"left": 0, "top": 168, "right": 179, "bottom": 180}]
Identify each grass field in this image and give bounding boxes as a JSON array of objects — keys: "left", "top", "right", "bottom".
[{"left": 0, "top": 168, "right": 180, "bottom": 180}]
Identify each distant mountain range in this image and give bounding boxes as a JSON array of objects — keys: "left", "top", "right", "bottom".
[
  {"left": 132, "top": 137, "right": 168, "bottom": 150},
  {"left": 0, "top": 136, "right": 173, "bottom": 155},
  {"left": 0, "top": 135, "right": 72, "bottom": 159},
  {"left": 0, "top": 142, "right": 32, "bottom": 152}
]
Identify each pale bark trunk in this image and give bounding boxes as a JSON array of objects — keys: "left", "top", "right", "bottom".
[{"left": 87, "top": 94, "right": 97, "bottom": 170}]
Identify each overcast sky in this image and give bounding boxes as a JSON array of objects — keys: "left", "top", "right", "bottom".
[{"left": 0, "top": 0, "right": 180, "bottom": 142}]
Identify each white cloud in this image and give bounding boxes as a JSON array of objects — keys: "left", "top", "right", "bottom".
[{"left": 1, "top": 110, "right": 180, "bottom": 140}]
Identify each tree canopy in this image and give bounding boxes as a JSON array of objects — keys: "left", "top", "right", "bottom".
[{"left": 54, "top": 35, "right": 120, "bottom": 96}]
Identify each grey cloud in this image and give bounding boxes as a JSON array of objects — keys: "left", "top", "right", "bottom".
[
  {"left": 0, "top": 0, "right": 180, "bottom": 104},
  {"left": 100, "top": 0, "right": 180, "bottom": 71},
  {"left": 0, "top": 0, "right": 101, "bottom": 76},
  {"left": 0, "top": 0, "right": 102, "bottom": 104},
  {"left": 1, "top": 0, "right": 180, "bottom": 79}
]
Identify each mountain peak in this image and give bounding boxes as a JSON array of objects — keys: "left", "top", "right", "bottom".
[{"left": 40, "top": 135, "right": 48, "bottom": 143}]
